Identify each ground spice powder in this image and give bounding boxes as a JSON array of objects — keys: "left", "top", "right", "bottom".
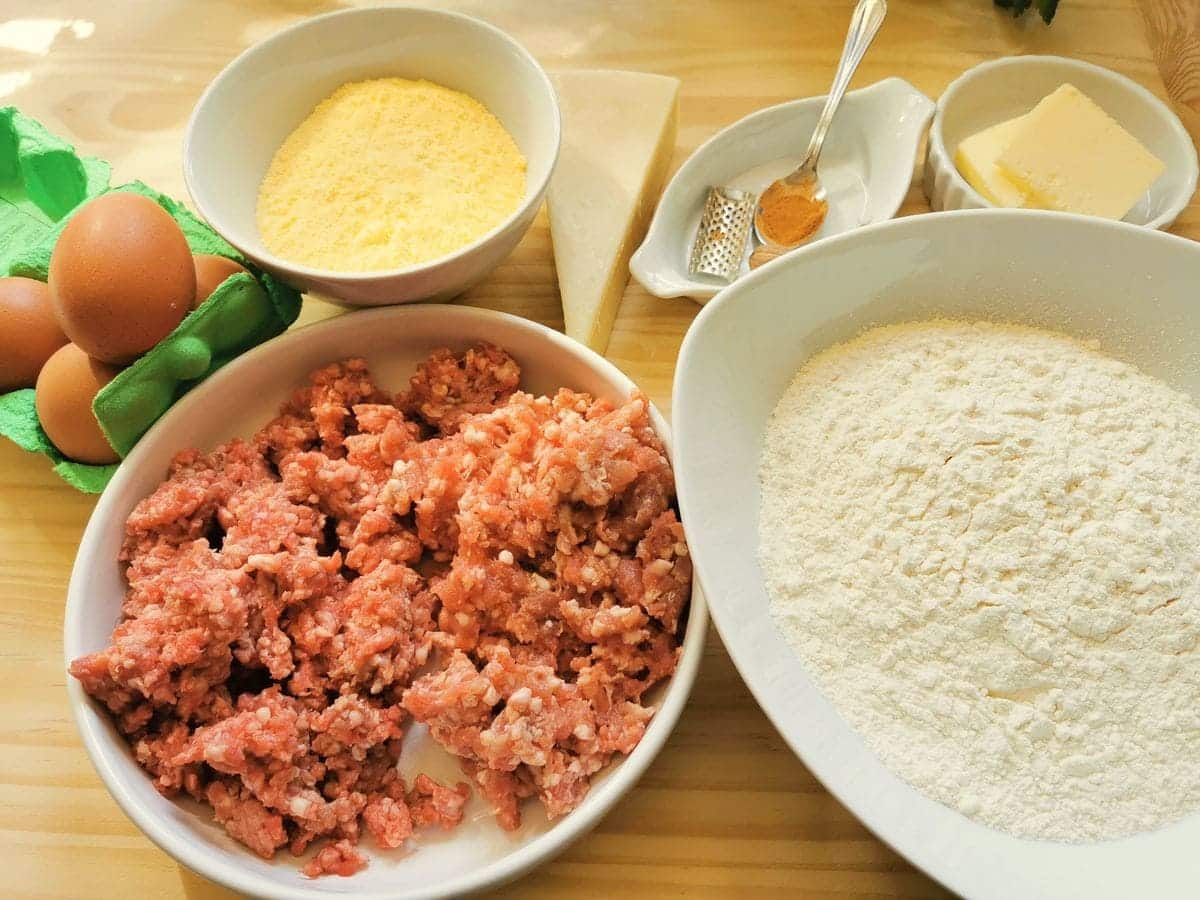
[{"left": 755, "top": 181, "right": 827, "bottom": 245}]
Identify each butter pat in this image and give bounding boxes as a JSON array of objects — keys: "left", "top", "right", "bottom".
[
  {"left": 954, "top": 115, "right": 1031, "bottom": 208},
  {"left": 996, "top": 84, "right": 1165, "bottom": 219},
  {"left": 548, "top": 70, "right": 678, "bottom": 353}
]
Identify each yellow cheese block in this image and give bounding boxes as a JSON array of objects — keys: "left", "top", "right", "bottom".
[
  {"left": 954, "top": 115, "right": 1031, "bottom": 208},
  {"left": 548, "top": 70, "right": 679, "bottom": 354},
  {"left": 995, "top": 84, "right": 1165, "bottom": 220}
]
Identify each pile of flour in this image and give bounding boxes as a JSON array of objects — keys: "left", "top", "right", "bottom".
[{"left": 759, "top": 320, "right": 1200, "bottom": 841}]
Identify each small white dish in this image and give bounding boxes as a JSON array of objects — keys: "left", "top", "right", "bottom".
[
  {"left": 65, "top": 305, "right": 707, "bottom": 899},
  {"left": 185, "top": 7, "right": 560, "bottom": 307},
  {"left": 672, "top": 209, "right": 1200, "bottom": 900},
  {"left": 925, "top": 55, "right": 1198, "bottom": 229},
  {"left": 630, "top": 78, "right": 933, "bottom": 303}
]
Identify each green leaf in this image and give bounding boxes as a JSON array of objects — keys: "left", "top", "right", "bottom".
[{"left": 994, "top": 0, "right": 1058, "bottom": 21}]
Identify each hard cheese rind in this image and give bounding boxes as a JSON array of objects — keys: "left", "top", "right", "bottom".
[
  {"left": 996, "top": 84, "right": 1165, "bottom": 220},
  {"left": 548, "top": 70, "right": 679, "bottom": 354},
  {"left": 0, "top": 115, "right": 302, "bottom": 492}
]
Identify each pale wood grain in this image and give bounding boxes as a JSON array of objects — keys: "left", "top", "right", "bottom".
[
  {"left": 0, "top": 1, "right": 1194, "bottom": 898},
  {"left": 1139, "top": 0, "right": 1200, "bottom": 141}
]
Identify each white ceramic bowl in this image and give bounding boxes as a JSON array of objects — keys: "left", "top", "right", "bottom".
[
  {"left": 672, "top": 209, "right": 1200, "bottom": 900},
  {"left": 630, "top": 78, "right": 934, "bottom": 303},
  {"left": 64, "top": 305, "right": 706, "bottom": 899},
  {"left": 925, "top": 55, "right": 1198, "bottom": 229},
  {"left": 184, "top": 7, "right": 560, "bottom": 306}
]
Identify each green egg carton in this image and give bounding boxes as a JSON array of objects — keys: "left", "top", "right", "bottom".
[
  {"left": 0, "top": 106, "right": 110, "bottom": 275},
  {"left": 0, "top": 108, "right": 302, "bottom": 493}
]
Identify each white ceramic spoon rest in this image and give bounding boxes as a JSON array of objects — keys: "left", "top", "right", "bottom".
[{"left": 630, "top": 77, "right": 934, "bottom": 304}]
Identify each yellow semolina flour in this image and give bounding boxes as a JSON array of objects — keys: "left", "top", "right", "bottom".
[{"left": 256, "top": 78, "right": 526, "bottom": 272}]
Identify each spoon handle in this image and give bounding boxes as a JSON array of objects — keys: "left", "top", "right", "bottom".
[{"left": 797, "top": 0, "right": 887, "bottom": 174}]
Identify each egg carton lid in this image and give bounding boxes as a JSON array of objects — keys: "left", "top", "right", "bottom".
[
  {"left": 0, "top": 110, "right": 302, "bottom": 492},
  {"left": 0, "top": 106, "right": 110, "bottom": 276}
]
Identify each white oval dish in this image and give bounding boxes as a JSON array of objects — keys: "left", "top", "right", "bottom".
[
  {"left": 185, "top": 7, "right": 560, "bottom": 307},
  {"left": 924, "top": 55, "right": 1198, "bottom": 229},
  {"left": 64, "top": 305, "right": 707, "bottom": 900},
  {"left": 630, "top": 77, "right": 934, "bottom": 303},
  {"left": 672, "top": 209, "right": 1200, "bottom": 900}
]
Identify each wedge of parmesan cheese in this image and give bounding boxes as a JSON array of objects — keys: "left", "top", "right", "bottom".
[{"left": 547, "top": 70, "right": 679, "bottom": 354}]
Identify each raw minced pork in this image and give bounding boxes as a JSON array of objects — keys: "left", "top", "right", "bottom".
[{"left": 70, "top": 343, "right": 690, "bottom": 875}]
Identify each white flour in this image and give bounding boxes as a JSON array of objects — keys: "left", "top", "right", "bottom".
[{"left": 759, "top": 321, "right": 1200, "bottom": 841}]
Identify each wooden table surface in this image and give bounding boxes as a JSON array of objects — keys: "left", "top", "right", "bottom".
[{"left": 2, "top": 1, "right": 1197, "bottom": 898}]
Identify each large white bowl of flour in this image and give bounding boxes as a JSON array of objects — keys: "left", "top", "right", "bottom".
[{"left": 672, "top": 209, "right": 1200, "bottom": 900}]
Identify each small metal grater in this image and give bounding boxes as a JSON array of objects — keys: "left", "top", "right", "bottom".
[{"left": 688, "top": 187, "right": 756, "bottom": 282}]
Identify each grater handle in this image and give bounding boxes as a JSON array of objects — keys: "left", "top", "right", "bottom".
[{"left": 795, "top": 0, "right": 888, "bottom": 177}]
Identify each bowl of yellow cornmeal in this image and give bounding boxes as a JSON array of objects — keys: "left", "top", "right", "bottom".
[{"left": 184, "top": 6, "right": 560, "bottom": 306}]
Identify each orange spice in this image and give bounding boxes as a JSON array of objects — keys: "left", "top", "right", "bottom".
[{"left": 755, "top": 181, "right": 828, "bottom": 246}]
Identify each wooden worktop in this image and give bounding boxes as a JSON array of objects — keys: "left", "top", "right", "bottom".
[{"left": 2, "top": 1, "right": 1197, "bottom": 897}]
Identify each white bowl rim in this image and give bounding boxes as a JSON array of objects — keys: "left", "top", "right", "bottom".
[
  {"left": 672, "top": 206, "right": 1200, "bottom": 900},
  {"left": 182, "top": 6, "right": 562, "bottom": 282},
  {"left": 927, "top": 55, "right": 1199, "bottom": 229},
  {"left": 64, "top": 304, "right": 708, "bottom": 900}
]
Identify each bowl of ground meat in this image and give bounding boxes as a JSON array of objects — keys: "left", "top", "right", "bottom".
[{"left": 64, "top": 304, "right": 705, "bottom": 898}]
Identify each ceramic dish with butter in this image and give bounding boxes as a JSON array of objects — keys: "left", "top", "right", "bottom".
[
  {"left": 630, "top": 77, "right": 934, "bottom": 303},
  {"left": 924, "top": 56, "right": 1198, "bottom": 228},
  {"left": 65, "top": 305, "right": 707, "bottom": 899},
  {"left": 672, "top": 209, "right": 1200, "bottom": 900},
  {"left": 185, "top": 7, "right": 560, "bottom": 307}
]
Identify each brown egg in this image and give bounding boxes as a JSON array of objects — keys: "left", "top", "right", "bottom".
[
  {"left": 49, "top": 193, "right": 195, "bottom": 365},
  {"left": 0, "top": 276, "right": 68, "bottom": 391},
  {"left": 192, "top": 254, "right": 250, "bottom": 309},
  {"left": 35, "top": 343, "right": 121, "bottom": 464}
]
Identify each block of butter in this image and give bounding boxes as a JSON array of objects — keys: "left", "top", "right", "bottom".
[
  {"left": 955, "top": 83, "right": 1165, "bottom": 220},
  {"left": 954, "top": 115, "right": 1031, "bottom": 208}
]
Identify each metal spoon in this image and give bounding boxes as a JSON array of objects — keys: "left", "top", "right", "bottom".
[{"left": 752, "top": 0, "right": 888, "bottom": 256}]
